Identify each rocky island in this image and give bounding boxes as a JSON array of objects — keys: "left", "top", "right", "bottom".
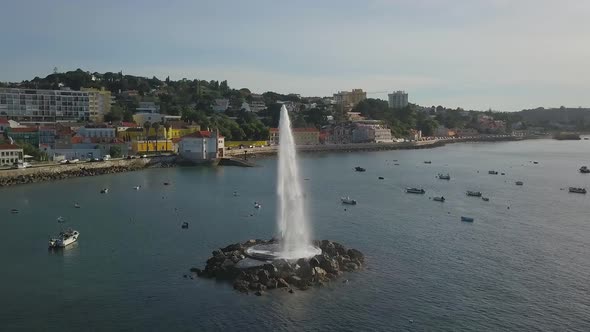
[{"left": 190, "top": 239, "right": 364, "bottom": 296}]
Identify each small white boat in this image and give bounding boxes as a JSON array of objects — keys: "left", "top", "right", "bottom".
[
  {"left": 74, "top": 203, "right": 80, "bottom": 208},
  {"left": 133, "top": 186, "right": 141, "bottom": 190},
  {"left": 100, "top": 188, "right": 108, "bottom": 194},
  {"left": 49, "top": 229, "right": 79, "bottom": 248},
  {"left": 254, "top": 202, "right": 262, "bottom": 209},
  {"left": 341, "top": 197, "right": 357, "bottom": 205},
  {"left": 461, "top": 216, "right": 474, "bottom": 222},
  {"left": 437, "top": 173, "right": 451, "bottom": 180},
  {"left": 433, "top": 196, "right": 445, "bottom": 202},
  {"left": 56, "top": 216, "right": 65, "bottom": 223}
]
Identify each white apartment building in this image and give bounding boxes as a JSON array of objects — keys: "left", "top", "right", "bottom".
[{"left": 0, "top": 88, "right": 90, "bottom": 123}]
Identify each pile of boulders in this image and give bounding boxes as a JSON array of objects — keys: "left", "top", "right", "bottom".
[{"left": 191, "top": 239, "right": 364, "bottom": 295}]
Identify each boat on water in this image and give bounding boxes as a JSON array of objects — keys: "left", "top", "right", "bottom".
[
  {"left": 533, "top": 161, "right": 539, "bottom": 164},
  {"left": 515, "top": 181, "right": 524, "bottom": 186},
  {"left": 378, "top": 176, "right": 385, "bottom": 180},
  {"left": 341, "top": 197, "right": 357, "bottom": 205},
  {"left": 48, "top": 229, "right": 79, "bottom": 248},
  {"left": 580, "top": 166, "right": 590, "bottom": 174},
  {"left": 488, "top": 170, "right": 498, "bottom": 175},
  {"left": 461, "top": 216, "right": 474, "bottom": 222},
  {"left": 100, "top": 188, "right": 108, "bottom": 194},
  {"left": 74, "top": 203, "right": 80, "bottom": 208},
  {"left": 163, "top": 182, "right": 171, "bottom": 186},
  {"left": 482, "top": 197, "right": 490, "bottom": 202},
  {"left": 569, "top": 187, "right": 587, "bottom": 194},
  {"left": 424, "top": 161, "right": 432, "bottom": 164},
  {"left": 433, "top": 196, "right": 445, "bottom": 202},
  {"left": 406, "top": 187, "right": 426, "bottom": 194},
  {"left": 56, "top": 216, "right": 65, "bottom": 223},
  {"left": 354, "top": 166, "right": 366, "bottom": 172},
  {"left": 133, "top": 186, "right": 141, "bottom": 190},
  {"left": 437, "top": 173, "right": 451, "bottom": 180},
  {"left": 466, "top": 191, "right": 482, "bottom": 197},
  {"left": 10, "top": 208, "right": 19, "bottom": 214},
  {"left": 254, "top": 202, "right": 262, "bottom": 209},
  {"left": 181, "top": 222, "right": 189, "bottom": 229}
]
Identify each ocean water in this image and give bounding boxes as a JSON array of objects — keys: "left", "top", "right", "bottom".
[{"left": 0, "top": 139, "right": 589, "bottom": 331}]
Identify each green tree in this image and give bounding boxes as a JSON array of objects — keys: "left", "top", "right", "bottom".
[
  {"left": 143, "top": 121, "right": 151, "bottom": 140},
  {"left": 109, "top": 145, "right": 122, "bottom": 158},
  {"left": 152, "top": 122, "right": 161, "bottom": 152}
]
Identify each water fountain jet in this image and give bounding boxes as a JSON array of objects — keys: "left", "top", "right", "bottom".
[{"left": 245, "top": 105, "right": 321, "bottom": 260}]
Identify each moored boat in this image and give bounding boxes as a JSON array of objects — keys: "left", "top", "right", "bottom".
[
  {"left": 406, "top": 187, "right": 426, "bottom": 194},
  {"left": 433, "top": 196, "right": 445, "bottom": 202},
  {"left": 461, "top": 216, "right": 474, "bottom": 222},
  {"left": 515, "top": 181, "right": 524, "bottom": 186},
  {"left": 48, "top": 229, "right": 79, "bottom": 248},
  {"left": 10, "top": 208, "right": 19, "bottom": 214},
  {"left": 568, "top": 187, "right": 587, "bottom": 194},
  {"left": 56, "top": 216, "right": 65, "bottom": 223},
  {"left": 341, "top": 197, "right": 357, "bottom": 205},
  {"left": 100, "top": 188, "right": 108, "bottom": 194},
  {"left": 580, "top": 166, "right": 590, "bottom": 174},
  {"left": 437, "top": 173, "right": 451, "bottom": 180},
  {"left": 424, "top": 161, "right": 432, "bottom": 164},
  {"left": 466, "top": 191, "right": 482, "bottom": 197},
  {"left": 181, "top": 222, "right": 189, "bottom": 229},
  {"left": 354, "top": 166, "right": 366, "bottom": 172},
  {"left": 488, "top": 170, "right": 498, "bottom": 175},
  {"left": 482, "top": 197, "right": 490, "bottom": 202}
]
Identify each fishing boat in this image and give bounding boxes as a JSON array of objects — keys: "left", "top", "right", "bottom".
[
  {"left": 569, "top": 187, "right": 587, "bottom": 194},
  {"left": 341, "top": 197, "right": 357, "bottom": 205},
  {"left": 515, "top": 181, "right": 524, "bottom": 186},
  {"left": 461, "top": 216, "right": 474, "bottom": 222},
  {"left": 354, "top": 166, "right": 366, "bottom": 172},
  {"left": 437, "top": 173, "right": 451, "bottom": 180},
  {"left": 48, "top": 229, "right": 79, "bottom": 248},
  {"left": 433, "top": 196, "right": 445, "bottom": 202},
  {"left": 406, "top": 187, "right": 426, "bottom": 194},
  {"left": 466, "top": 191, "right": 482, "bottom": 197},
  {"left": 580, "top": 166, "right": 590, "bottom": 174}
]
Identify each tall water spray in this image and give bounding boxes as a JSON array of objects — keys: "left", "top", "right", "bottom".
[{"left": 277, "top": 105, "right": 315, "bottom": 257}]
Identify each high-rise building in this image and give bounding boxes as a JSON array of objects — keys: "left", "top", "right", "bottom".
[
  {"left": 81, "top": 88, "right": 114, "bottom": 122},
  {"left": 333, "top": 89, "right": 366, "bottom": 111},
  {"left": 388, "top": 91, "right": 409, "bottom": 109},
  {"left": 0, "top": 88, "right": 90, "bottom": 123}
]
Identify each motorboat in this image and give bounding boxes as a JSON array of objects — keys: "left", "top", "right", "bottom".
[
  {"left": 163, "top": 182, "right": 171, "bottom": 186},
  {"left": 533, "top": 161, "right": 539, "bottom": 164},
  {"left": 424, "top": 161, "right": 432, "bottom": 164},
  {"left": 74, "top": 203, "right": 80, "bottom": 208},
  {"left": 378, "top": 176, "right": 385, "bottom": 180},
  {"left": 515, "top": 181, "right": 524, "bottom": 186},
  {"left": 341, "top": 197, "right": 357, "bottom": 205},
  {"left": 580, "top": 166, "right": 590, "bottom": 174},
  {"left": 354, "top": 166, "right": 366, "bottom": 172},
  {"left": 10, "top": 208, "right": 19, "bottom": 214},
  {"left": 48, "top": 229, "right": 79, "bottom": 248},
  {"left": 488, "top": 170, "right": 498, "bottom": 175},
  {"left": 569, "top": 187, "right": 587, "bottom": 194},
  {"left": 254, "top": 202, "right": 262, "bottom": 209},
  {"left": 56, "top": 216, "right": 65, "bottom": 223},
  {"left": 482, "top": 197, "right": 490, "bottom": 202},
  {"left": 406, "top": 187, "right": 426, "bottom": 194},
  {"left": 433, "top": 196, "right": 445, "bottom": 202},
  {"left": 437, "top": 173, "right": 451, "bottom": 180},
  {"left": 461, "top": 216, "right": 474, "bottom": 222},
  {"left": 466, "top": 191, "right": 482, "bottom": 197},
  {"left": 233, "top": 191, "right": 239, "bottom": 196},
  {"left": 133, "top": 186, "right": 141, "bottom": 190},
  {"left": 100, "top": 188, "right": 108, "bottom": 194},
  {"left": 181, "top": 222, "right": 189, "bottom": 229}
]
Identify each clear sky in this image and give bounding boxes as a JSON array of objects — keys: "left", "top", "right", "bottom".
[{"left": 1, "top": 0, "right": 589, "bottom": 111}]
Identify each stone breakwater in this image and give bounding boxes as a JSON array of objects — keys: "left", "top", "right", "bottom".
[
  {"left": 0, "top": 156, "right": 177, "bottom": 187},
  {"left": 191, "top": 239, "right": 364, "bottom": 296}
]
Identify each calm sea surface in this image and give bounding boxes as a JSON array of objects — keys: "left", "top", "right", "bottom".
[{"left": 1, "top": 139, "right": 589, "bottom": 331}]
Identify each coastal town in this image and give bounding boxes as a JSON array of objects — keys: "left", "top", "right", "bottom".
[{"left": 0, "top": 69, "right": 579, "bottom": 170}]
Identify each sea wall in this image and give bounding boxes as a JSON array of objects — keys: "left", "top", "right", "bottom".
[{"left": 0, "top": 156, "right": 177, "bottom": 187}]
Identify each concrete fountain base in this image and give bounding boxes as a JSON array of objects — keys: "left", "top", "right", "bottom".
[{"left": 191, "top": 239, "right": 364, "bottom": 295}]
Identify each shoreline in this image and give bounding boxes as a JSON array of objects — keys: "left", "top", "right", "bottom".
[{"left": 0, "top": 135, "right": 538, "bottom": 187}]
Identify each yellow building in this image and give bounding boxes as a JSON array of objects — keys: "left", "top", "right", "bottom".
[
  {"left": 81, "top": 87, "right": 113, "bottom": 122},
  {"left": 269, "top": 128, "right": 319, "bottom": 145},
  {"left": 131, "top": 140, "right": 174, "bottom": 154},
  {"left": 117, "top": 122, "right": 200, "bottom": 142}
]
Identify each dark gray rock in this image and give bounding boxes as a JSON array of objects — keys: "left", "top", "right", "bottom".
[
  {"left": 347, "top": 249, "right": 364, "bottom": 263},
  {"left": 277, "top": 278, "right": 290, "bottom": 288}
]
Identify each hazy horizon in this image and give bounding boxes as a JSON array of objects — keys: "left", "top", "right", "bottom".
[{"left": 1, "top": 0, "right": 589, "bottom": 111}]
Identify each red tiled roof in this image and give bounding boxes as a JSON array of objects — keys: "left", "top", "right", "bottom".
[
  {"left": 0, "top": 143, "right": 21, "bottom": 150},
  {"left": 181, "top": 130, "right": 212, "bottom": 138},
  {"left": 10, "top": 127, "right": 38, "bottom": 133},
  {"left": 120, "top": 122, "right": 139, "bottom": 127},
  {"left": 0, "top": 118, "right": 9, "bottom": 124},
  {"left": 172, "top": 138, "right": 182, "bottom": 143},
  {"left": 270, "top": 128, "right": 279, "bottom": 133}
]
